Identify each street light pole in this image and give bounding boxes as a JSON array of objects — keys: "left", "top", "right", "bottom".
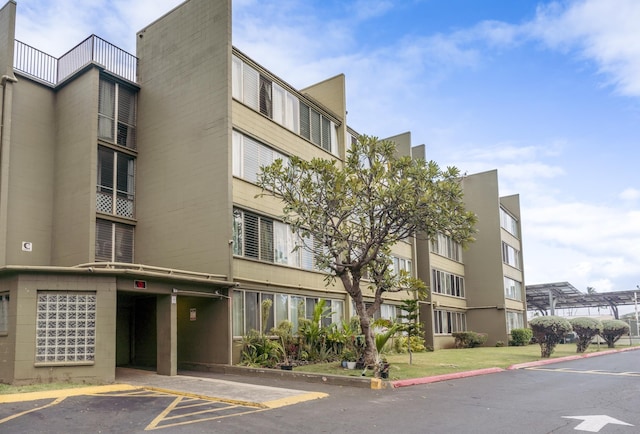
[{"left": 635, "top": 286, "right": 639, "bottom": 338}]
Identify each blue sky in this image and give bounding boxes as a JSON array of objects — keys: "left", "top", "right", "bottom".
[{"left": 14, "top": 1, "right": 640, "bottom": 311}]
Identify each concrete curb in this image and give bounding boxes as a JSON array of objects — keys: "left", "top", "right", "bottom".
[
  {"left": 507, "top": 345, "right": 640, "bottom": 370},
  {"left": 390, "top": 367, "right": 504, "bottom": 388}
]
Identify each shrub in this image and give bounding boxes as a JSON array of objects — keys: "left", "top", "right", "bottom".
[
  {"left": 509, "top": 328, "right": 533, "bottom": 346},
  {"left": 600, "top": 319, "right": 630, "bottom": 348},
  {"left": 568, "top": 317, "right": 602, "bottom": 353},
  {"left": 452, "top": 331, "right": 488, "bottom": 348},
  {"left": 239, "top": 329, "right": 283, "bottom": 368},
  {"left": 529, "top": 316, "right": 572, "bottom": 358},
  {"left": 394, "top": 335, "right": 426, "bottom": 353},
  {"left": 495, "top": 341, "right": 505, "bottom": 347}
]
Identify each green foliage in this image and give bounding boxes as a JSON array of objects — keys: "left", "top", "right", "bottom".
[
  {"left": 509, "top": 328, "right": 533, "bottom": 346},
  {"left": 257, "top": 135, "right": 477, "bottom": 365},
  {"left": 394, "top": 336, "right": 427, "bottom": 353},
  {"left": 495, "top": 341, "right": 505, "bottom": 347},
  {"left": 600, "top": 319, "right": 630, "bottom": 348},
  {"left": 239, "top": 329, "right": 283, "bottom": 368},
  {"left": 452, "top": 331, "right": 488, "bottom": 348},
  {"left": 568, "top": 317, "right": 603, "bottom": 353},
  {"left": 529, "top": 315, "right": 572, "bottom": 358},
  {"left": 397, "top": 296, "right": 426, "bottom": 365}
]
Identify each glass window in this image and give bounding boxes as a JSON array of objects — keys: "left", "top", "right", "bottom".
[
  {"left": 275, "top": 294, "right": 289, "bottom": 326},
  {"left": 504, "top": 277, "right": 522, "bottom": 301},
  {"left": 507, "top": 311, "right": 524, "bottom": 333},
  {"left": 261, "top": 293, "right": 275, "bottom": 332},
  {"left": 232, "top": 290, "right": 244, "bottom": 336},
  {"left": 35, "top": 291, "right": 96, "bottom": 363},
  {"left": 500, "top": 208, "right": 519, "bottom": 238},
  {"left": 502, "top": 242, "right": 520, "bottom": 269},
  {"left": 95, "top": 219, "right": 134, "bottom": 263},
  {"left": 97, "top": 146, "right": 135, "bottom": 219},
  {"left": 0, "top": 292, "right": 9, "bottom": 333},
  {"left": 98, "top": 78, "right": 136, "bottom": 149},
  {"left": 245, "top": 291, "right": 259, "bottom": 333}
]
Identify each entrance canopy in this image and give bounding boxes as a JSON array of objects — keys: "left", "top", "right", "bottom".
[{"left": 526, "top": 282, "right": 639, "bottom": 319}]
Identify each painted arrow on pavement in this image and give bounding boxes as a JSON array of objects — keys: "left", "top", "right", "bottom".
[{"left": 562, "top": 415, "right": 633, "bottom": 432}]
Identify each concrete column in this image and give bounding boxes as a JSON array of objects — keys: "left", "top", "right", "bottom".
[{"left": 156, "top": 294, "right": 177, "bottom": 376}]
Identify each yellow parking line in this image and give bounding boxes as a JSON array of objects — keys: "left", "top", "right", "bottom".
[
  {"left": 0, "top": 396, "right": 66, "bottom": 425},
  {"left": 0, "top": 384, "right": 138, "bottom": 403},
  {"left": 262, "top": 391, "right": 329, "bottom": 409}
]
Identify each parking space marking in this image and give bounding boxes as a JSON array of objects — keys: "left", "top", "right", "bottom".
[
  {"left": 527, "top": 367, "right": 640, "bottom": 377},
  {"left": 0, "top": 396, "right": 66, "bottom": 425},
  {"left": 145, "top": 395, "right": 266, "bottom": 431}
]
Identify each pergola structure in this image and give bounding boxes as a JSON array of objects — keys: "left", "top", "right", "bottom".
[{"left": 526, "top": 282, "right": 639, "bottom": 319}]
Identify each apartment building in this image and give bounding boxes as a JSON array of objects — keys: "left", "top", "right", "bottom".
[{"left": 0, "top": 0, "right": 526, "bottom": 384}]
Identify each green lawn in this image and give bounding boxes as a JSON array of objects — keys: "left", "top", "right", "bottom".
[{"left": 294, "top": 343, "right": 637, "bottom": 380}]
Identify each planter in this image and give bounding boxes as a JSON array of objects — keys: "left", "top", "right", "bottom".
[
  {"left": 280, "top": 364, "right": 293, "bottom": 371},
  {"left": 346, "top": 361, "right": 356, "bottom": 370},
  {"left": 380, "top": 371, "right": 389, "bottom": 379},
  {"left": 341, "top": 360, "right": 348, "bottom": 368}
]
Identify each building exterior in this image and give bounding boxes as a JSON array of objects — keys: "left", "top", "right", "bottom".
[{"left": 0, "top": 0, "right": 526, "bottom": 385}]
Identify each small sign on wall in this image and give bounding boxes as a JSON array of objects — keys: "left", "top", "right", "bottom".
[
  {"left": 190, "top": 308, "right": 197, "bottom": 321},
  {"left": 22, "top": 241, "right": 33, "bottom": 252}
]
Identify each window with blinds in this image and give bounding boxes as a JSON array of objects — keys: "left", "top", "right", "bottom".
[
  {"left": 233, "top": 208, "right": 323, "bottom": 271},
  {"left": 434, "top": 309, "right": 467, "bottom": 334},
  {"left": 97, "top": 146, "right": 135, "bottom": 218},
  {"left": 95, "top": 219, "right": 134, "bottom": 263},
  {"left": 232, "top": 130, "right": 288, "bottom": 184},
  {"left": 299, "top": 102, "right": 335, "bottom": 152},
  {"left": 431, "top": 269, "right": 465, "bottom": 298},
  {"left": 501, "top": 242, "right": 520, "bottom": 269},
  {"left": 430, "top": 233, "right": 463, "bottom": 262},
  {"left": 232, "top": 55, "right": 336, "bottom": 152},
  {"left": 98, "top": 78, "right": 137, "bottom": 149},
  {"left": 232, "top": 289, "right": 344, "bottom": 336}
]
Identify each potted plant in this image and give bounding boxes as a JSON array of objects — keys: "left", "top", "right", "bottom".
[{"left": 342, "top": 348, "right": 357, "bottom": 369}]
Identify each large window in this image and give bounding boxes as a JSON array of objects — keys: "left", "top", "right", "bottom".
[
  {"left": 35, "top": 291, "right": 96, "bottom": 363},
  {"left": 233, "top": 208, "right": 323, "bottom": 271},
  {"left": 502, "top": 242, "right": 520, "bottom": 269},
  {"left": 500, "top": 208, "right": 519, "bottom": 238},
  {"left": 95, "top": 219, "right": 134, "bottom": 263},
  {"left": 504, "top": 277, "right": 523, "bottom": 301},
  {"left": 233, "top": 55, "right": 299, "bottom": 134},
  {"left": 506, "top": 311, "right": 524, "bottom": 333},
  {"left": 98, "top": 78, "right": 137, "bottom": 149},
  {"left": 97, "top": 146, "right": 135, "bottom": 218},
  {"left": 434, "top": 309, "right": 466, "bottom": 334},
  {"left": 299, "top": 102, "right": 335, "bottom": 152},
  {"left": 232, "top": 131, "right": 288, "bottom": 184},
  {"left": 430, "top": 233, "right": 462, "bottom": 262},
  {"left": 432, "top": 269, "right": 465, "bottom": 298},
  {"left": 232, "top": 55, "right": 337, "bottom": 154},
  {"left": 232, "top": 290, "right": 344, "bottom": 336},
  {"left": 0, "top": 292, "right": 9, "bottom": 334},
  {"left": 390, "top": 256, "right": 413, "bottom": 277}
]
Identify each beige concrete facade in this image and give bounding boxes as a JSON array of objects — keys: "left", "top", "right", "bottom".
[{"left": 0, "top": 0, "right": 527, "bottom": 384}]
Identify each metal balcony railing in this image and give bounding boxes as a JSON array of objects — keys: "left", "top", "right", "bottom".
[{"left": 14, "top": 35, "right": 137, "bottom": 86}]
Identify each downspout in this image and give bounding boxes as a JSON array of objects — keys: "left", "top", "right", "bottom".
[
  {"left": 0, "top": 75, "right": 18, "bottom": 262},
  {"left": 0, "top": 74, "right": 18, "bottom": 158}
]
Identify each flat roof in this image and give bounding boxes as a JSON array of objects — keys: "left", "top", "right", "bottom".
[{"left": 526, "top": 281, "right": 639, "bottom": 313}]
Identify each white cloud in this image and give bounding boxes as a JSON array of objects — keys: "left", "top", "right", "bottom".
[
  {"left": 528, "top": 0, "right": 640, "bottom": 97},
  {"left": 619, "top": 188, "right": 640, "bottom": 202}
]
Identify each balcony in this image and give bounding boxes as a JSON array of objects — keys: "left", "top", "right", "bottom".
[{"left": 14, "top": 35, "right": 137, "bottom": 86}]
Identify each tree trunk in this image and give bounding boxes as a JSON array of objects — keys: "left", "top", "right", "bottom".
[{"left": 342, "top": 274, "right": 378, "bottom": 367}]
